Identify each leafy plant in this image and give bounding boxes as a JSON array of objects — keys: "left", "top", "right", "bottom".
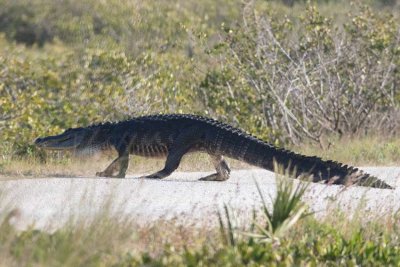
[
  {"left": 219, "top": 174, "right": 309, "bottom": 248},
  {"left": 0, "top": 0, "right": 399, "bottom": 155},
  {"left": 247, "top": 177, "right": 309, "bottom": 245}
]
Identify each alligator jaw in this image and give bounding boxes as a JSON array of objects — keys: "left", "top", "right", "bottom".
[{"left": 35, "top": 131, "right": 84, "bottom": 150}]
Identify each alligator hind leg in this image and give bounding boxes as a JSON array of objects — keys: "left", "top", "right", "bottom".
[
  {"left": 96, "top": 153, "right": 129, "bottom": 178},
  {"left": 199, "top": 155, "right": 231, "bottom": 181}
]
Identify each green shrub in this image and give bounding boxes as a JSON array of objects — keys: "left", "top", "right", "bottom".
[
  {"left": 0, "top": 0, "right": 399, "bottom": 157},
  {"left": 0, "top": 44, "right": 134, "bottom": 155},
  {"left": 207, "top": 3, "right": 400, "bottom": 145}
]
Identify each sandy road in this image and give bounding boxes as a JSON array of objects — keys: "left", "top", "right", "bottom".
[{"left": 0, "top": 167, "right": 399, "bottom": 230}]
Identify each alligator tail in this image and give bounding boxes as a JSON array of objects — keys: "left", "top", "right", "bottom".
[{"left": 220, "top": 129, "right": 393, "bottom": 189}]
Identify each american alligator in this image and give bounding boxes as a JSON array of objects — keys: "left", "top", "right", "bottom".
[{"left": 35, "top": 114, "right": 393, "bottom": 189}]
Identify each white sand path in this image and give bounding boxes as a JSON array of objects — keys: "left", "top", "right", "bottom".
[{"left": 1, "top": 167, "right": 399, "bottom": 230}]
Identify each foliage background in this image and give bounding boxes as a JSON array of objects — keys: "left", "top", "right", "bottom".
[{"left": 0, "top": 0, "right": 399, "bottom": 156}]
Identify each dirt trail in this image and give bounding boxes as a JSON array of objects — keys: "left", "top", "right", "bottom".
[{"left": 1, "top": 167, "right": 399, "bottom": 230}]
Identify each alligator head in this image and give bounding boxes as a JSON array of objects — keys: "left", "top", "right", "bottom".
[{"left": 35, "top": 127, "right": 94, "bottom": 151}]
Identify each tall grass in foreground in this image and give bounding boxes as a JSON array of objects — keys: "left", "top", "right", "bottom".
[
  {"left": 219, "top": 177, "right": 309, "bottom": 247},
  {"left": 1, "top": 176, "right": 400, "bottom": 266}
]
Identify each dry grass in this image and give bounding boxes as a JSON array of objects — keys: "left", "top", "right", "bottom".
[
  {"left": 0, "top": 215, "right": 211, "bottom": 266},
  {"left": 0, "top": 152, "right": 251, "bottom": 180},
  {"left": 294, "top": 135, "right": 400, "bottom": 166},
  {"left": 0, "top": 182, "right": 220, "bottom": 266}
]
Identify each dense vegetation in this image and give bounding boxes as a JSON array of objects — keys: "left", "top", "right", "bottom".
[{"left": 0, "top": 0, "right": 399, "bottom": 157}]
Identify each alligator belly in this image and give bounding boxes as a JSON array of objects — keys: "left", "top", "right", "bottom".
[{"left": 130, "top": 144, "right": 168, "bottom": 158}]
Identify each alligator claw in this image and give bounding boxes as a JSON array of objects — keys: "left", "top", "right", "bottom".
[{"left": 139, "top": 174, "right": 163, "bottom": 179}]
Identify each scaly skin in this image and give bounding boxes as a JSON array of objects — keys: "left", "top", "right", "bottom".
[{"left": 35, "top": 114, "right": 393, "bottom": 189}]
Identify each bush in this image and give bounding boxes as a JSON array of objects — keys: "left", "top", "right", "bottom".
[
  {"left": 1, "top": 0, "right": 399, "bottom": 157},
  {"left": 0, "top": 1, "right": 53, "bottom": 46},
  {"left": 0, "top": 45, "right": 135, "bottom": 155},
  {"left": 206, "top": 3, "right": 400, "bottom": 145}
]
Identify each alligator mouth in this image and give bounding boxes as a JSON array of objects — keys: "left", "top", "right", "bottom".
[{"left": 35, "top": 133, "right": 82, "bottom": 150}]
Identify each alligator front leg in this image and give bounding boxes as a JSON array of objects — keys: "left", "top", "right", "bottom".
[
  {"left": 199, "top": 155, "right": 231, "bottom": 181},
  {"left": 96, "top": 154, "right": 129, "bottom": 178},
  {"left": 143, "top": 147, "right": 187, "bottom": 179}
]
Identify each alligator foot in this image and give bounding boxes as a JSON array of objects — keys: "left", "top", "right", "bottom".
[
  {"left": 139, "top": 170, "right": 170, "bottom": 179},
  {"left": 199, "top": 173, "right": 229, "bottom": 181},
  {"left": 199, "top": 155, "right": 231, "bottom": 181}
]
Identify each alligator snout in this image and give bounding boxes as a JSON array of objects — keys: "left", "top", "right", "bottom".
[{"left": 34, "top": 137, "right": 45, "bottom": 146}]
